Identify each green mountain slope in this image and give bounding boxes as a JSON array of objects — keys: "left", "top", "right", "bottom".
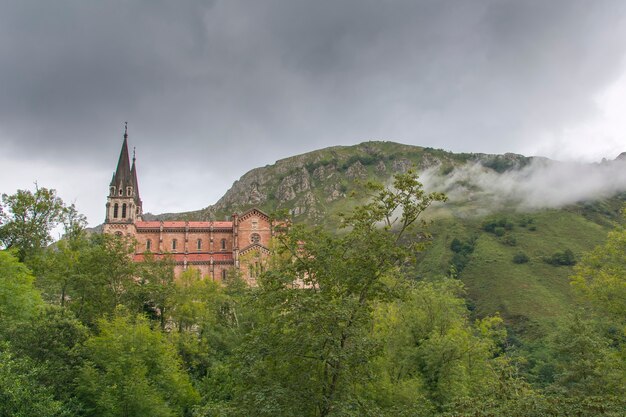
[
  {"left": 147, "top": 141, "right": 626, "bottom": 341},
  {"left": 414, "top": 206, "right": 623, "bottom": 341}
]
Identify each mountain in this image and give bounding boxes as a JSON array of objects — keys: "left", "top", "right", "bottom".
[
  {"left": 145, "top": 141, "right": 626, "bottom": 342},
  {"left": 149, "top": 141, "right": 535, "bottom": 222}
]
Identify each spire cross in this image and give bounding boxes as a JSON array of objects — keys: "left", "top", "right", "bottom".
[
  {"left": 124, "top": 121, "right": 128, "bottom": 138},
  {"left": 133, "top": 147, "right": 136, "bottom": 163}
]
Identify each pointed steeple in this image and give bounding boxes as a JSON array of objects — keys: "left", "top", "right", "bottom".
[
  {"left": 110, "top": 122, "right": 133, "bottom": 189},
  {"left": 130, "top": 146, "right": 142, "bottom": 206}
]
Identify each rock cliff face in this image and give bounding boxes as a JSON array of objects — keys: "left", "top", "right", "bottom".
[{"left": 153, "top": 141, "right": 535, "bottom": 224}]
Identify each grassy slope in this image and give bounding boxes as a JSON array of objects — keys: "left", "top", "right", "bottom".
[{"left": 416, "top": 208, "right": 614, "bottom": 341}]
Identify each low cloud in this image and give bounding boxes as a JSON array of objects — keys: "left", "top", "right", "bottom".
[{"left": 421, "top": 157, "right": 626, "bottom": 213}]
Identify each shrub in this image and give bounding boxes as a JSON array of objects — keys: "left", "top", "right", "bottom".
[
  {"left": 518, "top": 217, "right": 534, "bottom": 228},
  {"left": 483, "top": 217, "right": 514, "bottom": 234},
  {"left": 450, "top": 237, "right": 476, "bottom": 255},
  {"left": 545, "top": 249, "right": 576, "bottom": 266},
  {"left": 450, "top": 238, "right": 463, "bottom": 253},
  {"left": 451, "top": 253, "right": 468, "bottom": 273},
  {"left": 513, "top": 252, "right": 529, "bottom": 264},
  {"left": 502, "top": 235, "right": 517, "bottom": 246},
  {"left": 449, "top": 236, "right": 477, "bottom": 274}
]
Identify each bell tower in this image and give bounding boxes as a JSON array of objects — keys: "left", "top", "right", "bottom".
[{"left": 105, "top": 123, "right": 143, "bottom": 224}]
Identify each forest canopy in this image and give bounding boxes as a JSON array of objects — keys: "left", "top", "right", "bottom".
[{"left": 0, "top": 174, "right": 624, "bottom": 416}]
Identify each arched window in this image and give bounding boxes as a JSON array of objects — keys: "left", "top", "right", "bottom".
[
  {"left": 221, "top": 239, "right": 226, "bottom": 250},
  {"left": 119, "top": 188, "right": 123, "bottom": 196},
  {"left": 172, "top": 239, "right": 177, "bottom": 251},
  {"left": 113, "top": 203, "right": 119, "bottom": 218},
  {"left": 122, "top": 203, "right": 127, "bottom": 218},
  {"left": 110, "top": 186, "right": 116, "bottom": 196},
  {"left": 127, "top": 187, "right": 132, "bottom": 196},
  {"left": 146, "top": 239, "right": 151, "bottom": 252},
  {"left": 222, "top": 269, "right": 227, "bottom": 280},
  {"left": 197, "top": 239, "right": 202, "bottom": 250},
  {"left": 250, "top": 233, "right": 261, "bottom": 244}
]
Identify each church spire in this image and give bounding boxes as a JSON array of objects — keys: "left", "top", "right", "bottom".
[
  {"left": 110, "top": 123, "right": 132, "bottom": 189},
  {"left": 130, "top": 147, "right": 142, "bottom": 206},
  {"left": 106, "top": 123, "right": 143, "bottom": 224}
]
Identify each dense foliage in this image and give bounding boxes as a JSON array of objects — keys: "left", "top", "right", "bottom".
[{"left": 0, "top": 176, "right": 624, "bottom": 416}]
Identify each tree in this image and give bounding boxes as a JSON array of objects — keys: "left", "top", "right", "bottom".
[
  {"left": 172, "top": 270, "right": 253, "bottom": 413},
  {"left": 30, "top": 235, "right": 87, "bottom": 307},
  {"left": 0, "top": 186, "right": 67, "bottom": 261},
  {"left": 223, "top": 171, "right": 447, "bottom": 417},
  {"left": 571, "top": 227, "right": 626, "bottom": 328},
  {"left": 564, "top": 223, "right": 626, "bottom": 401},
  {"left": 76, "top": 310, "right": 199, "bottom": 417},
  {"left": 67, "top": 233, "right": 136, "bottom": 327},
  {"left": 9, "top": 305, "right": 88, "bottom": 404},
  {"left": 128, "top": 253, "right": 176, "bottom": 329},
  {"left": 0, "top": 345, "right": 72, "bottom": 417},
  {"left": 0, "top": 251, "right": 43, "bottom": 338},
  {"left": 549, "top": 314, "right": 624, "bottom": 397},
  {"left": 369, "top": 279, "right": 508, "bottom": 414}
]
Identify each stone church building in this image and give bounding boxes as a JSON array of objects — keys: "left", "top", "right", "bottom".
[{"left": 103, "top": 127, "right": 273, "bottom": 283}]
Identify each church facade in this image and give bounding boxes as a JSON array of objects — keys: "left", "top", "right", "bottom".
[{"left": 103, "top": 127, "right": 272, "bottom": 284}]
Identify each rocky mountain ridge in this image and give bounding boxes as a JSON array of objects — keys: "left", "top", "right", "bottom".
[{"left": 145, "top": 141, "right": 624, "bottom": 224}]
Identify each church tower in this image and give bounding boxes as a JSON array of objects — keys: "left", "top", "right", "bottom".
[{"left": 105, "top": 123, "right": 143, "bottom": 224}]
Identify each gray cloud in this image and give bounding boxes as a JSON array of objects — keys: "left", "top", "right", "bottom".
[
  {"left": 1, "top": 0, "right": 626, "bottom": 225},
  {"left": 421, "top": 158, "right": 626, "bottom": 213}
]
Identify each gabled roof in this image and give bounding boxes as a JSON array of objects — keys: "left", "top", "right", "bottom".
[
  {"left": 238, "top": 207, "right": 270, "bottom": 222},
  {"left": 240, "top": 243, "right": 270, "bottom": 255}
]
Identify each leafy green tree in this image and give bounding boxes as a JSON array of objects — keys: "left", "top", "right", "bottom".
[
  {"left": 67, "top": 233, "right": 136, "bottom": 326},
  {"left": 128, "top": 253, "right": 176, "bottom": 329},
  {"left": 76, "top": 310, "right": 199, "bottom": 417},
  {"left": 30, "top": 235, "right": 88, "bottom": 307},
  {"left": 571, "top": 227, "right": 626, "bottom": 328},
  {"left": 562, "top": 222, "right": 626, "bottom": 402},
  {"left": 549, "top": 314, "right": 624, "bottom": 397},
  {"left": 170, "top": 268, "right": 222, "bottom": 332},
  {"left": 222, "top": 171, "right": 446, "bottom": 417},
  {"left": 172, "top": 270, "right": 254, "bottom": 414},
  {"left": 0, "top": 250, "right": 43, "bottom": 337},
  {"left": 0, "top": 345, "right": 72, "bottom": 417},
  {"left": 370, "top": 279, "right": 509, "bottom": 414},
  {"left": 60, "top": 203, "right": 87, "bottom": 246},
  {"left": 9, "top": 305, "right": 88, "bottom": 404},
  {"left": 0, "top": 186, "right": 67, "bottom": 261}
]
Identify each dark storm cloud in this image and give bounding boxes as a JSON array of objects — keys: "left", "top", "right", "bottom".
[{"left": 1, "top": 0, "right": 626, "bottom": 224}]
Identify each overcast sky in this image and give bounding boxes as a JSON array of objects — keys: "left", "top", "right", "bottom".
[{"left": 2, "top": 0, "right": 626, "bottom": 227}]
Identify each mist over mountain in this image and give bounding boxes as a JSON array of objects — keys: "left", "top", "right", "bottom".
[
  {"left": 421, "top": 156, "right": 626, "bottom": 212},
  {"left": 146, "top": 141, "right": 626, "bottom": 222}
]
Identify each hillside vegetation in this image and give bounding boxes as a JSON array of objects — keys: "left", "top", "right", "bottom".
[
  {"left": 150, "top": 141, "right": 626, "bottom": 342},
  {"left": 2, "top": 167, "right": 625, "bottom": 416}
]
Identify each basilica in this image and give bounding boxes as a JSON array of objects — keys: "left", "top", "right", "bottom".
[{"left": 102, "top": 127, "right": 273, "bottom": 283}]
